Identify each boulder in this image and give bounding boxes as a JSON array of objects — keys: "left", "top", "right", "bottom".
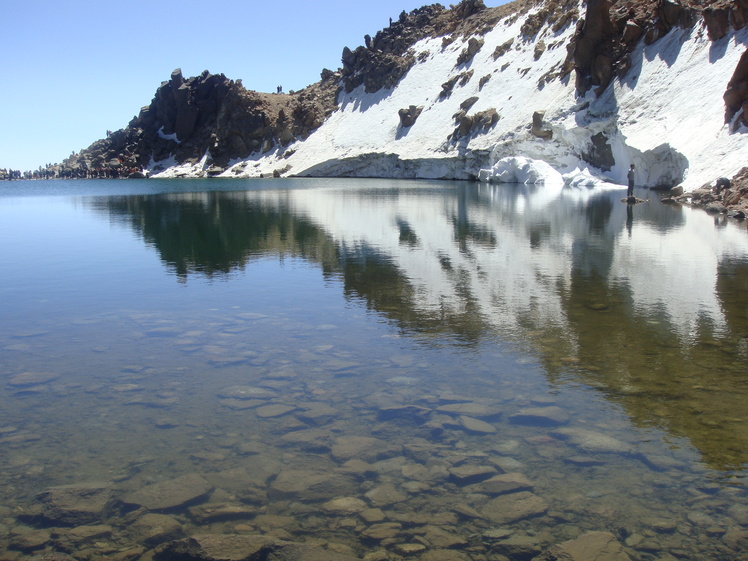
[
  {"left": 531, "top": 111, "right": 553, "bottom": 140},
  {"left": 397, "top": 106, "right": 424, "bottom": 128}
]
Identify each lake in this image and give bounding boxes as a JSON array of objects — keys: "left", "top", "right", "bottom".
[{"left": 1, "top": 177, "right": 747, "bottom": 560}]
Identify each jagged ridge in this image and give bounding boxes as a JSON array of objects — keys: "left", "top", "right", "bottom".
[{"left": 59, "top": 0, "right": 748, "bottom": 199}]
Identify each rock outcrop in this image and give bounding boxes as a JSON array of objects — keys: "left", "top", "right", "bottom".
[
  {"left": 48, "top": 0, "right": 748, "bottom": 186},
  {"left": 61, "top": 67, "right": 340, "bottom": 174}
]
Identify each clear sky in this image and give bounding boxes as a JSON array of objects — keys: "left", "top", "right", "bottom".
[{"left": 1, "top": 0, "right": 508, "bottom": 172}]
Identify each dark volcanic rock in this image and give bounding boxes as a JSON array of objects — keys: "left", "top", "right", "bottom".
[{"left": 724, "top": 49, "right": 748, "bottom": 129}]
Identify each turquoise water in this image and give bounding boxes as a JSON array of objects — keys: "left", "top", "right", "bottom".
[{"left": 0, "top": 178, "right": 747, "bottom": 560}]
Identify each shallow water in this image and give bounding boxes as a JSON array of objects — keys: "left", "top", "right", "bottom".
[{"left": 0, "top": 178, "right": 747, "bottom": 560}]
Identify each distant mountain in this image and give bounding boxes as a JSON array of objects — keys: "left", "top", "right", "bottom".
[{"left": 61, "top": 0, "right": 748, "bottom": 193}]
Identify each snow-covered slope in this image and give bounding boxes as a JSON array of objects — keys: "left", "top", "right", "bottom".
[{"left": 154, "top": 1, "right": 748, "bottom": 192}]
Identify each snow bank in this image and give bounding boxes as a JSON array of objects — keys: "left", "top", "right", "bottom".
[{"left": 479, "top": 157, "right": 564, "bottom": 185}]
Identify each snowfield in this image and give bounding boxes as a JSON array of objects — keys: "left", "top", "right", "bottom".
[{"left": 153, "top": 2, "right": 748, "bottom": 192}]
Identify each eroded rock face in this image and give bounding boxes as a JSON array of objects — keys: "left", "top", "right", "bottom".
[
  {"left": 61, "top": 67, "right": 341, "bottom": 174},
  {"left": 724, "top": 49, "right": 748, "bottom": 129}
]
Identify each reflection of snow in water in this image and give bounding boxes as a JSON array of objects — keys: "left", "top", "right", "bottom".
[{"left": 193, "top": 182, "right": 748, "bottom": 346}]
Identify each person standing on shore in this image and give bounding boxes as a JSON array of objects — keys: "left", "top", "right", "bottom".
[{"left": 627, "top": 164, "right": 636, "bottom": 199}]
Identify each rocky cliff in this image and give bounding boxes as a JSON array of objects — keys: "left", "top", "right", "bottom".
[{"left": 61, "top": 0, "right": 748, "bottom": 199}]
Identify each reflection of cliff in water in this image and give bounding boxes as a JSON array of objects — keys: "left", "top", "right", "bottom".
[
  {"left": 90, "top": 181, "right": 748, "bottom": 472},
  {"left": 98, "top": 193, "right": 336, "bottom": 279}
]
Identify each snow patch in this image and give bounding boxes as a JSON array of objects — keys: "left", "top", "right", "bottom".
[
  {"left": 479, "top": 157, "right": 564, "bottom": 185},
  {"left": 157, "top": 126, "right": 180, "bottom": 143}
]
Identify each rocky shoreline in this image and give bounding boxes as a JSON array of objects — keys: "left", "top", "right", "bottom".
[{"left": 666, "top": 166, "right": 748, "bottom": 219}]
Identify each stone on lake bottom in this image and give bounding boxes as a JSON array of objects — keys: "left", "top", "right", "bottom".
[
  {"left": 321, "top": 497, "right": 368, "bottom": 514},
  {"left": 448, "top": 464, "right": 498, "bottom": 484},
  {"left": 35, "top": 482, "right": 113, "bottom": 526},
  {"left": 364, "top": 483, "right": 408, "bottom": 507},
  {"left": 436, "top": 402, "right": 502, "bottom": 419},
  {"left": 8, "top": 371, "right": 60, "bottom": 387},
  {"left": 127, "top": 513, "right": 184, "bottom": 547},
  {"left": 482, "top": 491, "right": 548, "bottom": 524},
  {"left": 122, "top": 473, "right": 212, "bottom": 511},
  {"left": 532, "top": 531, "right": 631, "bottom": 561},
  {"left": 479, "top": 472, "right": 533, "bottom": 495},
  {"left": 270, "top": 469, "right": 358, "bottom": 501},
  {"left": 508, "top": 406, "right": 570, "bottom": 426},
  {"left": 255, "top": 404, "right": 296, "bottom": 418},
  {"left": 458, "top": 415, "right": 497, "bottom": 433},
  {"left": 551, "top": 428, "right": 634, "bottom": 454},
  {"left": 362, "top": 522, "right": 402, "bottom": 541}
]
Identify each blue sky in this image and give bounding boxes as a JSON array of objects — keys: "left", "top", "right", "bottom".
[{"left": 1, "top": 0, "right": 508, "bottom": 172}]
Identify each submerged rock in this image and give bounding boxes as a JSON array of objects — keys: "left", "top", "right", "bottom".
[
  {"left": 35, "top": 482, "right": 113, "bottom": 526},
  {"left": 8, "top": 371, "right": 60, "bottom": 387},
  {"left": 509, "top": 406, "right": 570, "bottom": 426},
  {"left": 478, "top": 472, "right": 534, "bottom": 495},
  {"left": 269, "top": 469, "right": 358, "bottom": 501},
  {"left": 154, "top": 534, "right": 272, "bottom": 561},
  {"left": 331, "top": 436, "right": 400, "bottom": 463},
  {"left": 482, "top": 491, "right": 548, "bottom": 524},
  {"left": 122, "top": 473, "right": 212, "bottom": 511},
  {"left": 532, "top": 531, "right": 631, "bottom": 561},
  {"left": 127, "top": 512, "right": 184, "bottom": 547},
  {"left": 551, "top": 428, "right": 634, "bottom": 454}
]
